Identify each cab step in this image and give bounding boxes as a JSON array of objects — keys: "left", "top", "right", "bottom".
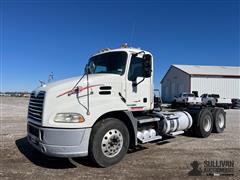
[{"left": 139, "top": 135, "right": 162, "bottom": 143}]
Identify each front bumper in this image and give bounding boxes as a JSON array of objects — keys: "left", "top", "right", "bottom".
[{"left": 27, "top": 122, "right": 91, "bottom": 157}]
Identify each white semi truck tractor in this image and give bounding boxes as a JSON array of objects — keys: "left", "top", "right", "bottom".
[{"left": 27, "top": 45, "right": 226, "bottom": 167}]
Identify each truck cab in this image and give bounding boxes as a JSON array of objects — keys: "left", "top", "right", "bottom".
[
  {"left": 27, "top": 45, "right": 226, "bottom": 167},
  {"left": 201, "top": 93, "right": 232, "bottom": 108},
  {"left": 175, "top": 92, "right": 202, "bottom": 104},
  {"left": 201, "top": 94, "right": 217, "bottom": 106}
]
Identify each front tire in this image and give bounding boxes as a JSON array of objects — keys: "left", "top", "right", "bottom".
[{"left": 88, "top": 118, "right": 129, "bottom": 167}]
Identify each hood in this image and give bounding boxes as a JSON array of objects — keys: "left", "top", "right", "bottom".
[{"left": 35, "top": 73, "right": 123, "bottom": 94}]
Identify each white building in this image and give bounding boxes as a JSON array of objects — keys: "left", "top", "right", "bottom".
[{"left": 161, "top": 65, "right": 240, "bottom": 102}]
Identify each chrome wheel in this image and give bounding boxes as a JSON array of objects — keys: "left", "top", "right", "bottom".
[
  {"left": 203, "top": 115, "right": 211, "bottom": 132},
  {"left": 101, "top": 129, "right": 123, "bottom": 158},
  {"left": 217, "top": 113, "right": 224, "bottom": 128}
]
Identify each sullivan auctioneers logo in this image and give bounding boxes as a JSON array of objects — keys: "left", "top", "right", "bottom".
[{"left": 188, "top": 160, "right": 234, "bottom": 176}]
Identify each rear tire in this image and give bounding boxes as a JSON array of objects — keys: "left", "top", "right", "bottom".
[
  {"left": 212, "top": 108, "right": 225, "bottom": 133},
  {"left": 194, "top": 109, "right": 213, "bottom": 138},
  {"left": 88, "top": 118, "right": 129, "bottom": 167}
]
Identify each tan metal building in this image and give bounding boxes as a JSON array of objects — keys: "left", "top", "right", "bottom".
[{"left": 161, "top": 65, "right": 240, "bottom": 102}]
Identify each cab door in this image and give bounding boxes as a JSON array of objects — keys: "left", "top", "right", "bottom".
[{"left": 125, "top": 54, "right": 153, "bottom": 111}]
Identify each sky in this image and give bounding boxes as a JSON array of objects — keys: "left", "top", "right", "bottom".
[{"left": 1, "top": 0, "right": 239, "bottom": 92}]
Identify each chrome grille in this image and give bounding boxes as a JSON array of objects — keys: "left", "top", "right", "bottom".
[{"left": 28, "top": 91, "right": 45, "bottom": 122}]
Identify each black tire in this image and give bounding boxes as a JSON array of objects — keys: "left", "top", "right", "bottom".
[
  {"left": 194, "top": 108, "right": 213, "bottom": 138},
  {"left": 88, "top": 118, "right": 129, "bottom": 167},
  {"left": 207, "top": 101, "right": 213, "bottom": 106},
  {"left": 223, "top": 104, "right": 231, "bottom": 109},
  {"left": 171, "top": 100, "right": 176, "bottom": 109},
  {"left": 212, "top": 108, "right": 225, "bottom": 133}
]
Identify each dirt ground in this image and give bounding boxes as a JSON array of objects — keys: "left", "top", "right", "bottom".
[{"left": 0, "top": 97, "right": 240, "bottom": 180}]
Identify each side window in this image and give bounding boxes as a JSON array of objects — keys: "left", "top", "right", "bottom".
[
  {"left": 95, "top": 65, "right": 107, "bottom": 72},
  {"left": 128, "top": 57, "right": 144, "bottom": 81}
]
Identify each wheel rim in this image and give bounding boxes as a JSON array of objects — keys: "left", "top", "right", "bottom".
[
  {"left": 217, "top": 113, "right": 224, "bottom": 128},
  {"left": 101, "top": 129, "right": 123, "bottom": 158},
  {"left": 203, "top": 115, "right": 211, "bottom": 132}
]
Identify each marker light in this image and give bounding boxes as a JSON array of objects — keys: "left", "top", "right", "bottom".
[{"left": 120, "top": 43, "right": 128, "bottom": 48}]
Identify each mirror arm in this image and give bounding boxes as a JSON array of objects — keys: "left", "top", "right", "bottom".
[
  {"left": 133, "top": 77, "right": 145, "bottom": 87},
  {"left": 132, "top": 50, "right": 145, "bottom": 57}
]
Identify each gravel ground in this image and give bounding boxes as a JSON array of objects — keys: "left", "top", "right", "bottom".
[{"left": 0, "top": 97, "right": 240, "bottom": 180}]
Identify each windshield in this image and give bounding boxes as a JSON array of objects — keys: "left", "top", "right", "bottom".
[
  {"left": 88, "top": 52, "right": 127, "bottom": 75},
  {"left": 211, "top": 94, "right": 220, "bottom": 98},
  {"left": 183, "top": 94, "right": 195, "bottom": 97}
]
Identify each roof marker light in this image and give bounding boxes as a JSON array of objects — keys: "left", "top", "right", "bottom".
[{"left": 121, "top": 43, "right": 128, "bottom": 48}]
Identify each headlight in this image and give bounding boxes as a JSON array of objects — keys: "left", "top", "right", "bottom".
[{"left": 54, "top": 113, "right": 85, "bottom": 123}]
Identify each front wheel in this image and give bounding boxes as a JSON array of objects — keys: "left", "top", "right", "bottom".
[{"left": 88, "top": 118, "right": 129, "bottom": 167}]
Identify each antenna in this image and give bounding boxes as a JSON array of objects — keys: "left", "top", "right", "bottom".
[
  {"left": 48, "top": 72, "right": 54, "bottom": 83},
  {"left": 130, "top": 22, "right": 135, "bottom": 47}
]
